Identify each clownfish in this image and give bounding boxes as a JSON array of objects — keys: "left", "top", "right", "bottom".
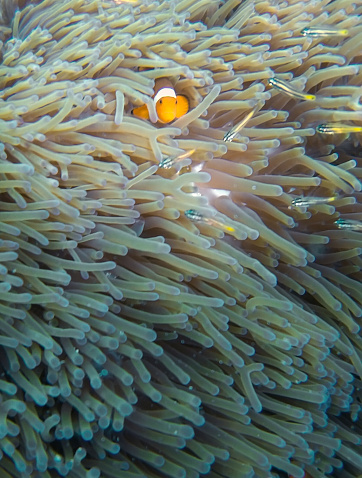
[{"left": 132, "top": 78, "right": 189, "bottom": 123}]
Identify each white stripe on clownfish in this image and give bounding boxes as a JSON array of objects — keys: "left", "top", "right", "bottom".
[
  {"left": 153, "top": 78, "right": 178, "bottom": 123},
  {"left": 154, "top": 87, "right": 176, "bottom": 104}
]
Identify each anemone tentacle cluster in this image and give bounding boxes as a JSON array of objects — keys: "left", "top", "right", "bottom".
[{"left": 0, "top": 0, "right": 361, "bottom": 477}]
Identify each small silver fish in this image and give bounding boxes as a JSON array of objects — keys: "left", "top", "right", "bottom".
[
  {"left": 335, "top": 218, "right": 362, "bottom": 232},
  {"left": 268, "top": 77, "right": 316, "bottom": 101},
  {"left": 185, "top": 209, "right": 235, "bottom": 233},
  {"left": 223, "top": 105, "right": 259, "bottom": 142},
  {"left": 301, "top": 26, "right": 349, "bottom": 37},
  {"left": 317, "top": 123, "right": 362, "bottom": 135},
  {"left": 185, "top": 209, "right": 203, "bottom": 222},
  {"left": 159, "top": 149, "right": 195, "bottom": 169},
  {"left": 291, "top": 196, "right": 338, "bottom": 207}
]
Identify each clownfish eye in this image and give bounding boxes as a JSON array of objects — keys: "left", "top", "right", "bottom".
[{"left": 159, "top": 99, "right": 162, "bottom": 104}]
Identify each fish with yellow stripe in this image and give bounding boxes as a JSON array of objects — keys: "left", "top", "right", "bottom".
[
  {"left": 185, "top": 209, "right": 236, "bottom": 233},
  {"left": 132, "top": 78, "right": 189, "bottom": 123}
]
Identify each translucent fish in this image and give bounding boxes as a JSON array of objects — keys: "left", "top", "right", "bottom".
[
  {"left": 185, "top": 209, "right": 235, "bottom": 233},
  {"left": 335, "top": 218, "right": 362, "bottom": 231},
  {"left": 159, "top": 149, "right": 195, "bottom": 170},
  {"left": 300, "top": 26, "right": 349, "bottom": 37},
  {"left": 291, "top": 196, "right": 338, "bottom": 207},
  {"left": 317, "top": 123, "right": 362, "bottom": 135},
  {"left": 268, "top": 77, "right": 316, "bottom": 101},
  {"left": 223, "top": 104, "right": 259, "bottom": 142}
]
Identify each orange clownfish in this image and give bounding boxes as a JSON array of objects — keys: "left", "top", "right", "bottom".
[{"left": 132, "top": 78, "right": 189, "bottom": 123}]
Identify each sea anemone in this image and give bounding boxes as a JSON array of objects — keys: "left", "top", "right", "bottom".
[{"left": 0, "top": 0, "right": 361, "bottom": 477}]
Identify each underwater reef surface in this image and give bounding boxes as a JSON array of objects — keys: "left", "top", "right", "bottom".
[{"left": 0, "top": 0, "right": 361, "bottom": 477}]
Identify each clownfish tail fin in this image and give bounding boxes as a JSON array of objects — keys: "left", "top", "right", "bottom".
[{"left": 132, "top": 104, "right": 150, "bottom": 120}]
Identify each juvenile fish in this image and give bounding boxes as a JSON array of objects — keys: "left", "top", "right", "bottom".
[
  {"left": 291, "top": 196, "right": 338, "bottom": 208},
  {"left": 317, "top": 123, "right": 362, "bottom": 135},
  {"left": 301, "top": 26, "right": 349, "bottom": 37},
  {"left": 335, "top": 218, "right": 362, "bottom": 232},
  {"left": 268, "top": 77, "right": 316, "bottom": 101},
  {"left": 159, "top": 149, "right": 195, "bottom": 170},
  {"left": 223, "top": 105, "right": 259, "bottom": 142},
  {"left": 185, "top": 209, "right": 235, "bottom": 233}
]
